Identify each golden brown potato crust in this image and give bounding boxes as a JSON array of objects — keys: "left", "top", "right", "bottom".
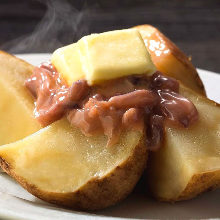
[
  {"left": 176, "top": 170, "right": 220, "bottom": 201},
  {"left": 133, "top": 25, "right": 206, "bottom": 95}
]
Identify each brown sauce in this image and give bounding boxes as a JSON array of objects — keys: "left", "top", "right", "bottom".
[{"left": 25, "top": 63, "right": 198, "bottom": 150}]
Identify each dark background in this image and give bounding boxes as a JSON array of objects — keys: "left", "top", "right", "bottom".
[{"left": 0, "top": 0, "right": 220, "bottom": 72}]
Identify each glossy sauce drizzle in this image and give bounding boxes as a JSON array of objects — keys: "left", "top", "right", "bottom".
[{"left": 25, "top": 63, "right": 198, "bottom": 150}]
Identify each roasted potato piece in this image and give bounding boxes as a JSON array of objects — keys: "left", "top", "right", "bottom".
[
  {"left": 148, "top": 84, "right": 220, "bottom": 201},
  {"left": 134, "top": 25, "right": 206, "bottom": 95},
  {"left": 0, "top": 119, "right": 147, "bottom": 210},
  {"left": 0, "top": 51, "right": 41, "bottom": 145},
  {"left": 0, "top": 51, "right": 147, "bottom": 209}
]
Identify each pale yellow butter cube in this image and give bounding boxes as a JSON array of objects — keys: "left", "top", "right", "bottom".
[
  {"left": 79, "top": 29, "right": 156, "bottom": 84},
  {"left": 51, "top": 29, "right": 156, "bottom": 85},
  {"left": 51, "top": 43, "right": 85, "bottom": 85}
]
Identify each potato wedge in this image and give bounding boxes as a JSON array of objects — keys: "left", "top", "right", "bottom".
[
  {"left": 147, "top": 84, "right": 220, "bottom": 201},
  {"left": 0, "top": 119, "right": 147, "bottom": 210},
  {"left": 133, "top": 25, "right": 206, "bottom": 95},
  {"left": 0, "top": 51, "right": 41, "bottom": 145},
  {"left": 0, "top": 51, "right": 147, "bottom": 209}
]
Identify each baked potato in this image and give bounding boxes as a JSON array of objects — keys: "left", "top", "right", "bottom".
[
  {"left": 147, "top": 84, "right": 220, "bottom": 201},
  {"left": 0, "top": 119, "right": 147, "bottom": 210},
  {"left": 0, "top": 51, "right": 147, "bottom": 210},
  {"left": 132, "top": 25, "right": 219, "bottom": 201},
  {"left": 133, "top": 25, "right": 206, "bottom": 95},
  {"left": 0, "top": 51, "right": 41, "bottom": 145}
]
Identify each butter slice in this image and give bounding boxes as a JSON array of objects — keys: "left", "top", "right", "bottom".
[
  {"left": 51, "top": 29, "right": 156, "bottom": 85},
  {"left": 51, "top": 43, "right": 84, "bottom": 85}
]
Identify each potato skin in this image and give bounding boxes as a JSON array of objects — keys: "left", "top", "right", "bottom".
[
  {"left": 153, "top": 171, "right": 220, "bottom": 202},
  {"left": 133, "top": 25, "right": 206, "bottom": 96},
  {"left": 0, "top": 136, "right": 147, "bottom": 210},
  {"left": 176, "top": 170, "right": 220, "bottom": 201}
]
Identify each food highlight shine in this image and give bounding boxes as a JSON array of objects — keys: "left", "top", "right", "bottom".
[{"left": 25, "top": 29, "right": 198, "bottom": 148}]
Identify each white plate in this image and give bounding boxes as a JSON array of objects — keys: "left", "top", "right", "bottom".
[{"left": 0, "top": 54, "right": 219, "bottom": 220}]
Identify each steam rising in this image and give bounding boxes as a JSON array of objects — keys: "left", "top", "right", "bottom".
[{"left": 2, "top": 0, "right": 89, "bottom": 53}]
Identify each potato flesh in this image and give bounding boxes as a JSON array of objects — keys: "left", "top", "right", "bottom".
[
  {"left": 0, "top": 52, "right": 41, "bottom": 145},
  {"left": 134, "top": 25, "right": 205, "bottom": 95},
  {"left": 0, "top": 118, "right": 142, "bottom": 193},
  {"left": 148, "top": 85, "right": 220, "bottom": 200}
]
